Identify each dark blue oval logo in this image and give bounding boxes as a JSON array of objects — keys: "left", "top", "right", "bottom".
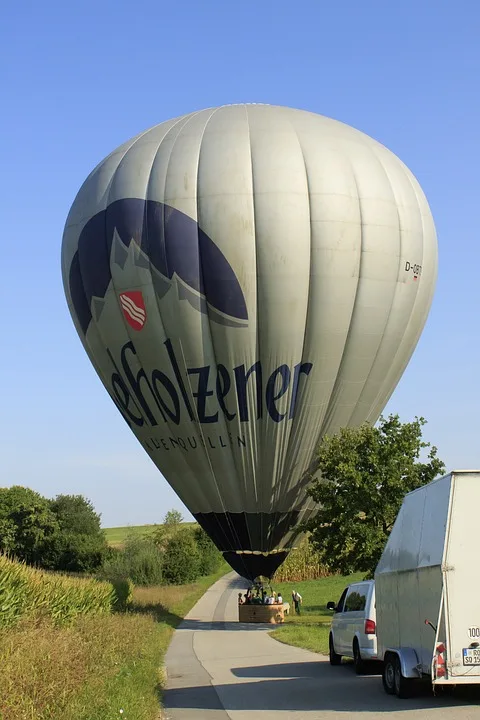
[{"left": 69, "top": 198, "right": 248, "bottom": 334}]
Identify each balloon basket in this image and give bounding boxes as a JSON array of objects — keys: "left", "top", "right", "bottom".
[{"left": 238, "top": 603, "right": 285, "bottom": 624}]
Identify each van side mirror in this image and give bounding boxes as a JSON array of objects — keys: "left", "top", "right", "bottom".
[{"left": 326, "top": 601, "right": 336, "bottom": 611}]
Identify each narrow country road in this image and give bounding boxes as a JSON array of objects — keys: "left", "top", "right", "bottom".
[{"left": 163, "top": 572, "right": 480, "bottom": 719}]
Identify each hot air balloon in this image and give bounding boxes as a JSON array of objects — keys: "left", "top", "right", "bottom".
[{"left": 61, "top": 104, "right": 437, "bottom": 581}]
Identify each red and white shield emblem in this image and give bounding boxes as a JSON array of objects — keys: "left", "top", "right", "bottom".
[{"left": 119, "top": 291, "right": 147, "bottom": 331}]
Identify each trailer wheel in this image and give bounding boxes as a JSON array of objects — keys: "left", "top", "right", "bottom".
[
  {"left": 329, "top": 634, "right": 342, "bottom": 666},
  {"left": 382, "top": 655, "right": 396, "bottom": 695},
  {"left": 353, "top": 638, "right": 366, "bottom": 675},
  {"left": 393, "top": 655, "right": 413, "bottom": 699}
]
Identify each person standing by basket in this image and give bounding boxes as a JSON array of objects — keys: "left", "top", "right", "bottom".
[{"left": 292, "top": 590, "right": 302, "bottom": 615}]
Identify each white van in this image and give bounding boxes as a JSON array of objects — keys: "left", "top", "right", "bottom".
[{"left": 327, "top": 579, "right": 378, "bottom": 673}]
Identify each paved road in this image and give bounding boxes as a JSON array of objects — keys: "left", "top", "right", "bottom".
[{"left": 163, "top": 572, "right": 480, "bottom": 719}]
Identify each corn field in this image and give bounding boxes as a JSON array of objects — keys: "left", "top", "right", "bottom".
[
  {"left": 272, "top": 538, "right": 331, "bottom": 582},
  {"left": 0, "top": 555, "right": 115, "bottom": 628}
]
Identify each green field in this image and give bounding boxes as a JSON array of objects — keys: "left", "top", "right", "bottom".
[
  {"left": 103, "top": 522, "right": 197, "bottom": 547},
  {"left": 269, "top": 572, "right": 364, "bottom": 655}
]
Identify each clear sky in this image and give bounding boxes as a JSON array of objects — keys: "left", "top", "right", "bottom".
[{"left": 1, "top": 1, "right": 479, "bottom": 528}]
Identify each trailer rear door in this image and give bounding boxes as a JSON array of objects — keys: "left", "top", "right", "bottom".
[{"left": 444, "top": 471, "right": 480, "bottom": 679}]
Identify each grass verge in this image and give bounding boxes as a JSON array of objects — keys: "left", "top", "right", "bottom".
[
  {"left": 268, "top": 573, "right": 364, "bottom": 655},
  {"left": 0, "top": 563, "right": 229, "bottom": 720}
]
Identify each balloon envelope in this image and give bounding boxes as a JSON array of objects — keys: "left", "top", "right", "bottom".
[{"left": 62, "top": 105, "right": 438, "bottom": 580}]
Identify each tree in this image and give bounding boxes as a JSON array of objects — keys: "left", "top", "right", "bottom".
[
  {"left": 305, "top": 415, "right": 445, "bottom": 576},
  {"left": 163, "top": 509, "right": 183, "bottom": 526},
  {"left": 0, "top": 486, "right": 59, "bottom": 566},
  {"left": 49, "top": 495, "right": 108, "bottom": 573},
  {"left": 50, "top": 494, "right": 103, "bottom": 536},
  {"left": 153, "top": 508, "right": 184, "bottom": 549}
]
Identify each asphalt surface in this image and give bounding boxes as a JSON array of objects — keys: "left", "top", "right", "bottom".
[{"left": 163, "top": 572, "right": 480, "bottom": 719}]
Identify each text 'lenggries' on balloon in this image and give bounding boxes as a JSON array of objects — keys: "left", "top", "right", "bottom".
[{"left": 107, "top": 338, "right": 313, "bottom": 429}]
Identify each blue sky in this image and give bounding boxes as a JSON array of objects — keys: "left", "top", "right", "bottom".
[{"left": 1, "top": 1, "right": 479, "bottom": 528}]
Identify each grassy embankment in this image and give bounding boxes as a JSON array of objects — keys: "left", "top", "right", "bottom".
[
  {"left": 104, "top": 523, "right": 196, "bottom": 547},
  {"left": 0, "top": 554, "right": 229, "bottom": 720},
  {"left": 269, "top": 572, "right": 364, "bottom": 655}
]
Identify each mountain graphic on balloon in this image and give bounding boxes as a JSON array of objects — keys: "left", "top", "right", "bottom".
[{"left": 68, "top": 197, "right": 249, "bottom": 336}]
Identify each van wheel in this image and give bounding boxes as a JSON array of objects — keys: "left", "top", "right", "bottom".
[
  {"left": 382, "top": 655, "right": 396, "bottom": 695},
  {"left": 329, "top": 634, "right": 342, "bottom": 666},
  {"left": 353, "top": 639, "right": 366, "bottom": 674}
]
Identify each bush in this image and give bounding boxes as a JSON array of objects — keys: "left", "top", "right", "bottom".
[
  {"left": 194, "top": 527, "right": 222, "bottom": 576},
  {"left": 0, "top": 555, "right": 114, "bottom": 628},
  {"left": 100, "top": 536, "right": 163, "bottom": 586},
  {"left": 162, "top": 528, "right": 200, "bottom": 584},
  {"left": 109, "top": 577, "right": 134, "bottom": 611}
]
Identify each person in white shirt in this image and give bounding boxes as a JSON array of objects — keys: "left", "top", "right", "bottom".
[
  {"left": 292, "top": 590, "right": 302, "bottom": 615},
  {"left": 277, "top": 593, "right": 283, "bottom": 604}
]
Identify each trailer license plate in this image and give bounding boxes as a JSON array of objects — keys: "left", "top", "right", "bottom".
[{"left": 463, "top": 648, "right": 480, "bottom": 665}]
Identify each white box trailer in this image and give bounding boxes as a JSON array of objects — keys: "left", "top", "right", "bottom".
[{"left": 375, "top": 469, "right": 480, "bottom": 698}]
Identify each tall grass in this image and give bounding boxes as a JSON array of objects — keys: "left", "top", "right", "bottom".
[
  {"left": 0, "top": 555, "right": 114, "bottom": 627},
  {"left": 0, "top": 562, "right": 230, "bottom": 720}
]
